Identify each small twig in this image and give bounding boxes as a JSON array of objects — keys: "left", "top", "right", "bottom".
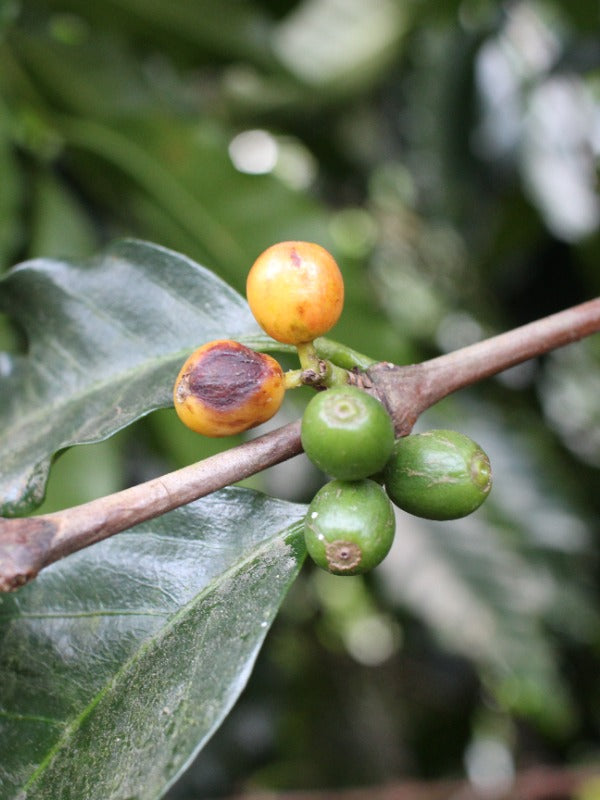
[
  {"left": 1, "top": 298, "right": 599, "bottom": 591},
  {"left": 225, "top": 763, "right": 600, "bottom": 800},
  {"left": 0, "top": 421, "right": 302, "bottom": 591},
  {"left": 367, "top": 298, "right": 600, "bottom": 435}
]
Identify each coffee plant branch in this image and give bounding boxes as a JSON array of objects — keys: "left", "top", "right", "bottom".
[
  {"left": 226, "top": 762, "right": 599, "bottom": 800},
  {"left": 0, "top": 297, "right": 598, "bottom": 591}
]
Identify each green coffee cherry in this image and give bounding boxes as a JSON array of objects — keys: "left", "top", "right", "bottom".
[
  {"left": 304, "top": 479, "right": 396, "bottom": 575},
  {"left": 384, "top": 429, "right": 492, "bottom": 520},
  {"left": 301, "top": 385, "right": 394, "bottom": 480}
]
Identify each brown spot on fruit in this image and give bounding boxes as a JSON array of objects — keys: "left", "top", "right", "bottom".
[
  {"left": 187, "top": 342, "right": 273, "bottom": 410},
  {"left": 173, "top": 340, "right": 285, "bottom": 436},
  {"left": 325, "top": 540, "right": 362, "bottom": 572},
  {"left": 290, "top": 247, "right": 302, "bottom": 267}
]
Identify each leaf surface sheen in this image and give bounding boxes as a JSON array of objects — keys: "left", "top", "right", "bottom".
[
  {"left": 0, "top": 239, "right": 265, "bottom": 514},
  {"left": 0, "top": 487, "right": 306, "bottom": 799}
]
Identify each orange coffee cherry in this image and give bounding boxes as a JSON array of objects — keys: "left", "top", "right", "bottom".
[
  {"left": 246, "top": 241, "right": 344, "bottom": 344},
  {"left": 173, "top": 340, "right": 285, "bottom": 437}
]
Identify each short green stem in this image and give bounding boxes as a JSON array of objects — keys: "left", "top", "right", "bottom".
[
  {"left": 295, "top": 341, "right": 350, "bottom": 389},
  {"left": 314, "top": 337, "right": 377, "bottom": 371},
  {"left": 283, "top": 369, "right": 304, "bottom": 389},
  {"left": 296, "top": 341, "right": 320, "bottom": 371},
  {"left": 321, "top": 361, "right": 351, "bottom": 388}
]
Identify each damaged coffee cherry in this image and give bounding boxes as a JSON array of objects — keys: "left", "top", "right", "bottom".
[
  {"left": 304, "top": 479, "right": 396, "bottom": 575},
  {"left": 384, "top": 429, "right": 492, "bottom": 520},
  {"left": 173, "top": 339, "right": 285, "bottom": 436},
  {"left": 246, "top": 241, "right": 344, "bottom": 344},
  {"left": 301, "top": 385, "right": 394, "bottom": 480}
]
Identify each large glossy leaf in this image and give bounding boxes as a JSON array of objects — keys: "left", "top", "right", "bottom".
[
  {"left": 0, "top": 486, "right": 306, "bottom": 800},
  {"left": 0, "top": 239, "right": 264, "bottom": 515}
]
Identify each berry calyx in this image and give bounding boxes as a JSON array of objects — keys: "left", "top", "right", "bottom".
[
  {"left": 173, "top": 339, "right": 285, "bottom": 437},
  {"left": 383, "top": 429, "right": 492, "bottom": 520},
  {"left": 304, "top": 479, "right": 396, "bottom": 575},
  {"left": 301, "top": 385, "right": 394, "bottom": 480},
  {"left": 246, "top": 241, "right": 344, "bottom": 344}
]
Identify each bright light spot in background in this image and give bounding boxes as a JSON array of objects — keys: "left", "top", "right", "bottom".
[
  {"left": 473, "top": 40, "right": 522, "bottom": 156},
  {"left": 522, "top": 77, "right": 600, "bottom": 242},
  {"left": 473, "top": 2, "right": 560, "bottom": 158},
  {"left": 310, "top": 571, "right": 401, "bottom": 665},
  {"left": 436, "top": 311, "right": 483, "bottom": 353},
  {"left": 343, "top": 614, "right": 401, "bottom": 666},
  {"left": 465, "top": 736, "right": 515, "bottom": 794},
  {"left": 329, "top": 208, "right": 378, "bottom": 259},
  {"left": 275, "top": 138, "right": 318, "bottom": 190},
  {"left": 228, "top": 129, "right": 278, "bottom": 175},
  {"left": 540, "top": 343, "right": 600, "bottom": 467},
  {"left": 272, "top": 0, "right": 405, "bottom": 88},
  {"left": 503, "top": 2, "right": 560, "bottom": 76},
  {"left": 228, "top": 130, "right": 317, "bottom": 189},
  {"left": 473, "top": 1, "right": 600, "bottom": 242}
]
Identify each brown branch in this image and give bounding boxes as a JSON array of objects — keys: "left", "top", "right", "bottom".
[
  {"left": 0, "top": 421, "right": 302, "bottom": 591},
  {"left": 367, "top": 298, "right": 600, "bottom": 435},
  {"left": 1, "top": 298, "right": 599, "bottom": 591},
  {"left": 225, "top": 764, "right": 600, "bottom": 800}
]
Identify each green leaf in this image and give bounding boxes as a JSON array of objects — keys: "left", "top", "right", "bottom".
[
  {"left": 0, "top": 487, "right": 306, "bottom": 799},
  {"left": 28, "top": 173, "right": 98, "bottom": 261},
  {"left": 57, "top": 115, "right": 331, "bottom": 290},
  {"left": 4, "top": 28, "right": 165, "bottom": 118},
  {"left": 0, "top": 108, "right": 22, "bottom": 271},
  {"left": 17, "top": 0, "right": 274, "bottom": 68},
  {"left": 0, "top": 239, "right": 262, "bottom": 515}
]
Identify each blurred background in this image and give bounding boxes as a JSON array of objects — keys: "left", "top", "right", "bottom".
[{"left": 1, "top": 0, "right": 599, "bottom": 797}]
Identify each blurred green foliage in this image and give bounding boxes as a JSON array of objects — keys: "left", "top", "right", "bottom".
[{"left": 1, "top": 0, "right": 599, "bottom": 795}]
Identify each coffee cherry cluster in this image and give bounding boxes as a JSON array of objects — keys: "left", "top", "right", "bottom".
[{"left": 172, "top": 241, "right": 493, "bottom": 577}]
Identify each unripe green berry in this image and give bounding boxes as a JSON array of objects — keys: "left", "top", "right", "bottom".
[
  {"left": 383, "top": 429, "right": 492, "bottom": 520},
  {"left": 304, "top": 479, "right": 396, "bottom": 575},
  {"left": 301, "top": 386, "right": 394, "bottom": 480}
]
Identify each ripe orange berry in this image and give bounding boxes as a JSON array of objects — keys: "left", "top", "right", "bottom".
[
  {"left": 246, "top": 241, "right": 344, "bottom": 344},
  {"left": 173, "top": 339, "right": 285, "bottom": 437}
]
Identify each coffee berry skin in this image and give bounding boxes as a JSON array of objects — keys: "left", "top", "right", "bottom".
[
  {"left": 383, "top": 429, "right": 492, "bottom": 520},
  {"left": 304, "top": 479, "right": 396, "bottom": 575},
  {"left": 173, "top": 339, "right": 285, "bottom": 437},
  {"left": 246, "top": 241, "right": 344, "bottom": 344},
  {"left": 301, "top": 386, "right": 394, "bottom": 480}
]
